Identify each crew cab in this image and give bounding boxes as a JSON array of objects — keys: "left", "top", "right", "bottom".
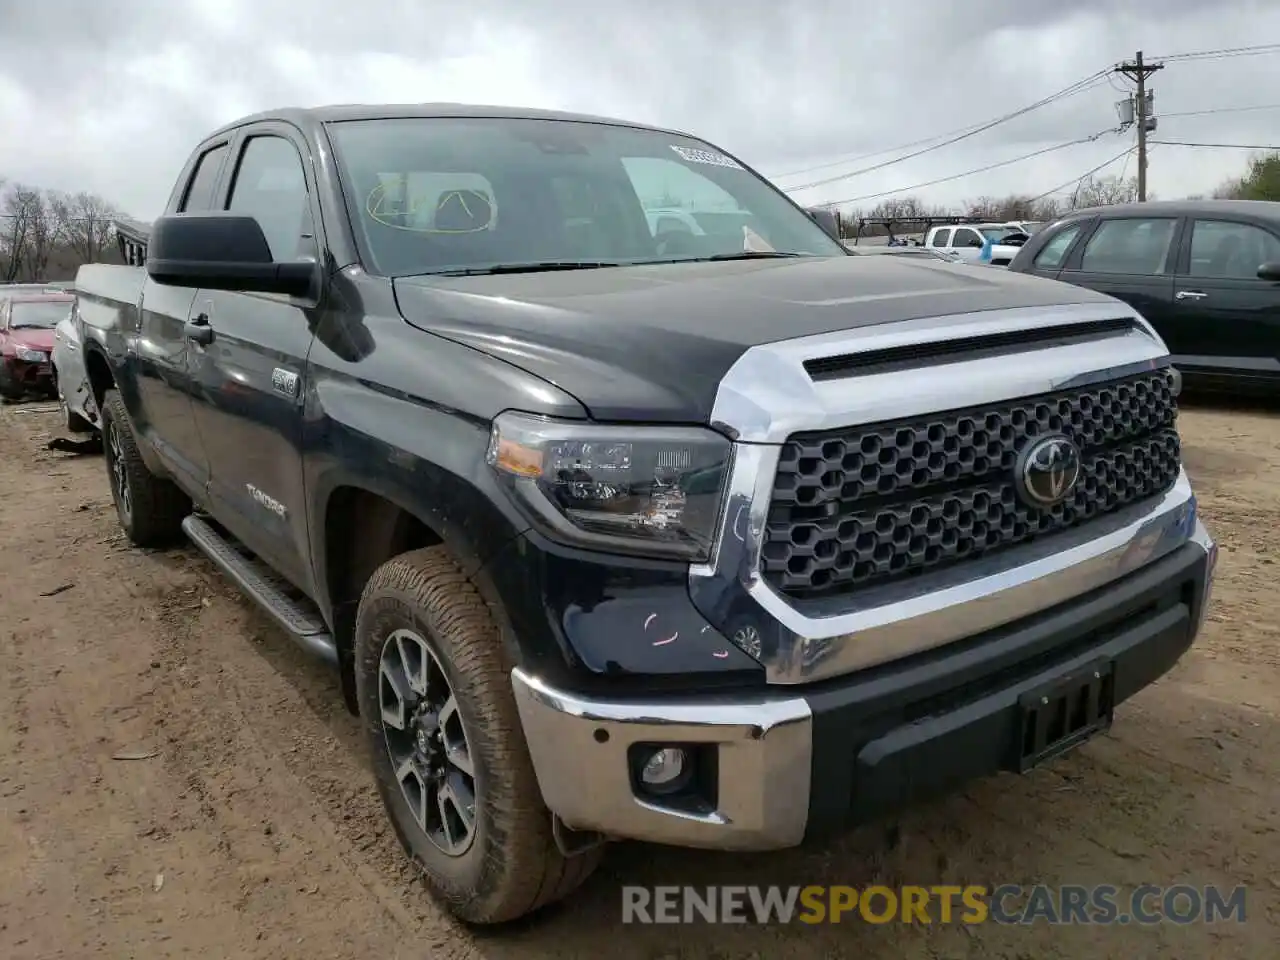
[
  {"left": 1009, "top": 199, "right": 1280, "bottom": 394},
  {"left": 74, "top": 104, "right": 1216, "bottom": 924}
]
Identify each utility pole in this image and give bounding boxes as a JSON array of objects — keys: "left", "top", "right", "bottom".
[{"left": 1114, "top": 51, "right": 1164, "bottom": 201}]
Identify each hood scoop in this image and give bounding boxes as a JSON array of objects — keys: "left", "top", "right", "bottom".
[{"left": 803, "top": 316, "right": 1138, "bottom": 382}]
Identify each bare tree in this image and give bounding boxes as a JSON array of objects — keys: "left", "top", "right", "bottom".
[
  {"left": 24, "top": 187, "right": 63, "bottom": 280},
  {"left": 1, "top": 182, "right": 40, "bottom": 282},
  {"left": 1068, "top": 173, "right": 1141, "bottom": 209},
  {"left": 50, "top": 191, "right": 120, "bottom": 264}
]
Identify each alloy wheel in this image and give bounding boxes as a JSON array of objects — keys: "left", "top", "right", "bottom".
[
  {"left": 378, "top": 627, "right": 478, "bottom": 856},
  {"left": 107, "top": 422, "right": 132, "bottom": 520}
]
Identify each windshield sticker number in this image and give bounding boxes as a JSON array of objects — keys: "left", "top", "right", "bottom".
[{"left": 670, "top": 145, "right": 743, "bottom": 169}]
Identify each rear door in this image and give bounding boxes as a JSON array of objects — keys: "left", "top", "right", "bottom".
[
  {"left": 1056, "top": 215, "right": 1182, "bottom": 340},
  {"left": 133, "top": 138, "right": 230, "bottom": 496},
  {"left": 1169, "top": 217, "right": 1280, "bottom": 374}
]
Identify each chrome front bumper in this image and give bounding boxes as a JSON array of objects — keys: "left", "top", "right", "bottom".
[
  {"left": 512, "top": 516, "right": 1216, "bottom": 851},
  {"left": 510, "top": 668, "right": 813, "bottom": 850}
]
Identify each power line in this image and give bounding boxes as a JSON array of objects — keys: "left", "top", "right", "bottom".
[
  {"left": 1159, "top": 102, "right": 1280, "bottom": 118},
  {"left": 1148, "top": 139, "right": 1280, "bottom": 150},
  {"left": 771, "top": 44, "right": 1280, "bottom": 186},
  {"left": 1026, "top": 144, "right": 1138, "bottom": 205},
  {"left": 819, "top": 128, "right": 1123, "bottom": 206},
  {"left": 770, "top": 70, "right": 1110, "bottom": 182},
  {"left": 778, "top": 71, "right": 1113, "bottom": 191},
  {"left": 0, "top": 215, "right": 116, "bottom": 222},
  {"left": 1150, "top": 42, "right": 1280, "bottom": 62}
]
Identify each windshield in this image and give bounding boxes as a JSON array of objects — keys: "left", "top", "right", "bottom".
[
  {"left": 9, "top": 301, "right": 69, "bottom": 329},
  {"left": 326, "top": 117, "right": 847, "bottom": 276}
]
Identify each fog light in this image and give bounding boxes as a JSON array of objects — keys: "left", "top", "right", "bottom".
[{"left": 639, "top": 747, "right": 690, "bottom": 795}]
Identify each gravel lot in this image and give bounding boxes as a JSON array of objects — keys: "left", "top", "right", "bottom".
[{"left": 0, "top": 397, "right": 1276, "bottom": 959}]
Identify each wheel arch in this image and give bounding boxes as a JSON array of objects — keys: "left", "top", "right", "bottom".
[{"left": 313, "top": 470, "right": 528, "bottom": 715}]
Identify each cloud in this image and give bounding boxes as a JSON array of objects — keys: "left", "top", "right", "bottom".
[{"left": 2, "top": 0, "right": 1278, "bottom": 219}]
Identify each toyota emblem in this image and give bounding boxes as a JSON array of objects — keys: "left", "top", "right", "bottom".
[{"left": 1015, "top": 435, "right": 1081, "bottom": 507}]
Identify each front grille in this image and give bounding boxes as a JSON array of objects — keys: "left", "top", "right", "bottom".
[{"left": 761, "top": 368, "right": 1180, "bottom": 598}]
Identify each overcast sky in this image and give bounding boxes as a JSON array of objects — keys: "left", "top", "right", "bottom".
[{"left": 2, "top": 0, "right": 1279, "bottom": 220}]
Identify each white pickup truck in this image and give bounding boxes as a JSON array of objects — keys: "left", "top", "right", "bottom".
[{"left": 926, "top": 222, "right": 1044, "bottom": 265}]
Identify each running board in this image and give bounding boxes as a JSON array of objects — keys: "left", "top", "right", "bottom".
[{"left": 181, "top": 515, "right": 338, "bottom": 665}]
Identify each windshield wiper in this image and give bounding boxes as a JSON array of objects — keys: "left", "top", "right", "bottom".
[
  {"left": 681, "top": 251, "right": 807, "bottom": 263},
  {"left": 435, "top": 261, "right": 622, "bottom": 276}
]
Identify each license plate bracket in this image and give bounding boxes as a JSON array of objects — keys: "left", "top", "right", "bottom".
[{"left": 1016, "top": 658, "right": 1114, "bottom": 773}]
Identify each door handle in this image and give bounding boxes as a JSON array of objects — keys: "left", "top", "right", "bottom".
[
  {"left": 1175, "top": 290, "right": 1208, "bottom": 301},
  {"left": 185, "top": 313, "right": 214, "bottom": 345}
]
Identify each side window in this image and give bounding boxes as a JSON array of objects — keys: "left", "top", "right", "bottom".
[
  {"left": 180, "top": 144, "right": 229, "bottom": 212},
  {"left": 1033, "top": 224, "right": 1083, "bottom": 269},
  {"left": 1078, "top": 218, "right": 1177, "bottom": 276},
  {"left": 953, "top": 228, "right": 983, "bottom": 248},
  {"left": 225, "top": 135, "right": 314, "bottom": 261},
  {"left": 930, "top": 229, "right": 952, "bottom": 247},
  {"left": 1187, "top": 220, "right": 1280, "bottom": 280}
]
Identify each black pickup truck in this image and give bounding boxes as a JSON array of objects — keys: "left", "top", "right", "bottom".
[{"left": 74, "top": 104, "right": 1217, "bottom": 924}]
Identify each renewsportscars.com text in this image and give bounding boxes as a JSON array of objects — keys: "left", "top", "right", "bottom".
[{"left": 621, "top": 884, "right": 1247, "bottom": 925}]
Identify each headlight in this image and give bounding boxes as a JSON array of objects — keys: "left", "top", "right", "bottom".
[
  {"left": 15, "top": 348, "right": 47, "bottom": 363},
  {"left": 485, "top": 411, "right": 731, "bottom": 561}
]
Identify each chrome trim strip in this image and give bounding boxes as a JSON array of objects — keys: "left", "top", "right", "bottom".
[
  {"left": 509, "top": 668, "right": 813, "bottom": 850},
  {"left": 709, "top": 302, "right": 1167, "bottom": 443},
  {"left": 690, "top": 301, "right": 1196, "bottom": 685}
]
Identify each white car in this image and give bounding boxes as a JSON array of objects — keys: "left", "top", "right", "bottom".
[{"left": 51, "top": 310, "right": 97, "bottom": 434}]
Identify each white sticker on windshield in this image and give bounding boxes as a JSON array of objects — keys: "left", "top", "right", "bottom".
[{"left": 670, "top": 144, "right": 743, "bottom": 169}]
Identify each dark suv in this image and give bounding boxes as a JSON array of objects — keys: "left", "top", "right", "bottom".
[{"left": 1008, "top": 199, "right": 1280, "bottom": 394}]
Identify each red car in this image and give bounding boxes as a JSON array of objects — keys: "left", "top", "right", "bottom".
[{"left": 0, "top": 292, "right": 74, "bottom": 400}]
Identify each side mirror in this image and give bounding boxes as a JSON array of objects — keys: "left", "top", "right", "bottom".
[
  {"left": 806, "top": 207, "right": 842, "bottom": 242},
  {"left": 147, "top": 213, "right": 315, "bottom": 297},
  {"left": 1257, "top": 262, "right": 1280, "bottom": 282}
]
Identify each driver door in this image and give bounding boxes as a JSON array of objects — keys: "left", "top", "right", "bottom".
[{"left": 185, "top": 124, "right": 319, "bottom": 591}]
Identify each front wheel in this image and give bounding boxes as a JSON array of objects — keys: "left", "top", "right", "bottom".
[{"left": 354, "top": 546, "right": 601, "bottom": 924}]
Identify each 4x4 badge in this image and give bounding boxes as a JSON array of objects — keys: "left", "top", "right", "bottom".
[{"left": 271, "top": 367, "right": 300, "bottom": 398}]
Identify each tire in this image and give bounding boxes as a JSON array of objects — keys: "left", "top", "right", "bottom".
[
  {"left": 100, "top": 389, "right": 191, "bottom": 547},
  {"left": 355, "top": 546, "right": 601, "bottom": 924},
  {"left": 56, "top": 374, "right": 93, "bottom": 433},
  {"left": 65, "top": 406, "right": 94, "bottom": 433},
  {"left": 0, "top": 365, "right": 22, "bottom": 401}
]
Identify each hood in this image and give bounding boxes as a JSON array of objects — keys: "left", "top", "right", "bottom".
[
  {"left": 5, "top": 328, "right": 55, "bottom": 353},
  {"left": 393, "top": 255, "right": 1118, "bottom": 423}
]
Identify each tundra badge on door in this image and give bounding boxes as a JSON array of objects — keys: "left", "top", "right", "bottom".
[{"left": 246, "top": 484, "right": 287, "bottom": 520}]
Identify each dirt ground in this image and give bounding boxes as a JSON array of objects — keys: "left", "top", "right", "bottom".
[{"left": 1, "top": 397, "right": 1277, "bottom": 960}]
